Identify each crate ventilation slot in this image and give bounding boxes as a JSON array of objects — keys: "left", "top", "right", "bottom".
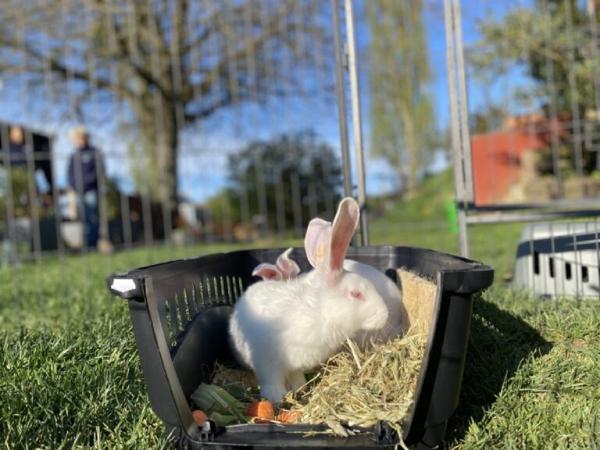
[{"left": 163, "top": 276, "right": 245, "bottom": 346}]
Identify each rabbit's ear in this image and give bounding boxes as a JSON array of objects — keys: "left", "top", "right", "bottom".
[
  {"left": 304, "top": 218, "right": 332, "bottom": 268},
  {"left": 252, "top": 264, "right": 283, "bottom": 281},
  {"left": 276, "top": 248, "right": 300, "bottom": 278},
  {"left": 328, "top": 197, "right": 359, "bottom": 275}
]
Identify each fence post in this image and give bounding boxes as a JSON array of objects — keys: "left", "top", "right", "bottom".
[
  {"left": 344, "top": 0, "right": 369, "bottom": 245},
  {"left": 331, "top": 0, "right": 353, "bottom": 201},
  {"left": 444, "top": 0, "right": 471, "bottom": 257}
]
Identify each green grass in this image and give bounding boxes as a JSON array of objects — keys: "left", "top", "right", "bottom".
[
  {"left": 369, "top": 169, "right": 522, "bottom": 278},
  {"left": 1, "top": 173, "right": 599, "bottom": 449},
  {"left": 449, "top": 289, "right": 600, "bottom": 449}
]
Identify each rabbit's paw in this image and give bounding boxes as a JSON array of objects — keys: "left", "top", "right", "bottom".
[
  {"left": 260, "top": 383, "right": 288, "bottom": 404},
  {"left": 286, "top": 371, "right": 306, "bottom": 392}
]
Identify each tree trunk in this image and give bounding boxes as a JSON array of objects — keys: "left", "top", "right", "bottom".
[
  {"left": 395, "top": 158, "right": 409, "bottom": 195},
  {"left": 156, "top": 98, "right": 179, "bottom": 211},
  {"left": 127, "top": 92, "right": 179, "bottom": 208},
  {"left": 400, "top": 106, "right": 419, "bottom": 196}
]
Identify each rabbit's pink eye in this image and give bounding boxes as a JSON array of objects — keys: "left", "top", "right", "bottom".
[{"left": 350, "top": 290, "right": 364, "bottom": 300}]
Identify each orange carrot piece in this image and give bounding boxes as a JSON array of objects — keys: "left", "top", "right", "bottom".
[
  {"left": 276, "top": 409, "right": 302, "bottom": 424},
  {"left": 251, "top": 417, "right": 275, "bottom": 424},
  {"left": 192, "top": 409, "right": 208, "bottom": 426},
  {"left": 246, "top": 400, "right": 275, "bottom": 420}
]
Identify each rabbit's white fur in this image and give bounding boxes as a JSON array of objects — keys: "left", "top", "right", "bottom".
[
  {"left": 303, "top": 199, "right": 406, "bottom": 348},
  {"left": 342, "top": 260, "right": 404, "bottom": 348},
  {"left": 250, "top": 199, "right": 406, "bottom": 350},
  {"left": 229, "top": 197, "right": 389, "bottom": 403},
  {"left": 252, "top": 248, "right": 300, "bottom": 281},
  {"left": 229, "top": 270, "right": 389, "bottom": 402},
  {"left": 252, "top": 255, "right": 405, "bottom": 348},
  {"left": 300, "top": 259, "right": 404, "bottom": 348}
]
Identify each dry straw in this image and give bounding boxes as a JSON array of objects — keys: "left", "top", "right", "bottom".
[{"left": 285, "top": 329, "right": 428, "bottom": 429}]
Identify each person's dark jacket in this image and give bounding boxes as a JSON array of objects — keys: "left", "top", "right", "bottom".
[
  {"left": 7, "top": 143, "right": 27, "bottom": 167},
  {"left": 67, "top": 145, "right": 104, "bottom": 194}
]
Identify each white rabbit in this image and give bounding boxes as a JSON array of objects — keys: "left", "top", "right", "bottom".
[
  {"left": 303, "top": 198, "right": 406, "bottom": 348},
  {"left": 249, "top": 198, "right": 406, "bottom": 348},
  {"left": 229, "top": 198, "right": 389, "bottom": 403}
]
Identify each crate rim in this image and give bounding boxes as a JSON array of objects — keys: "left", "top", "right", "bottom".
[{"left": 107, "top": 245, "right": 493, "bottom": 300}]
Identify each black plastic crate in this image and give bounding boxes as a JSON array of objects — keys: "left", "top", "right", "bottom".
[{"left": 107, "top": 246, "right": 493, "bottom": 449}]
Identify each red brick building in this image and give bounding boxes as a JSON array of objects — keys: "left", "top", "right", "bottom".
[{"left": 470, "top": 115, "right": 562, "bottom": 205}]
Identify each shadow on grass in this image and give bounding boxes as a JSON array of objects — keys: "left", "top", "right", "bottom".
[{"left": 445, "top": 297, "right": 552, "bottom": 446}]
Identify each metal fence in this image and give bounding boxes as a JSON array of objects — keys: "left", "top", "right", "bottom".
[
  {"left": 0, "top": 0, "right": 598, "bottom": 298},
  {"left": 0, "top": 0, "right": 364, "bottom": 264},
  {"left": 445, "top": 0, "right": 600, "bottom": 297}
]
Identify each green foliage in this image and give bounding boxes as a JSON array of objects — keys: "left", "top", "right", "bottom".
[
  {"left": 103, "top": 177, "right": 124, "bottom": 221},
  {"left": 0, "top": 167, "right": 33, "bottom": 219},
  {"left": 371, "top": 169, "right": 455, "bottom": 224},
  {"left": 535, "top": 143, "right": 600, "bottom": 176},
  {"left": 469, "top": 104, "right": 508, "bottom": 134},
  {"left": 473, "top": 0, "right": 600, "bottom": 175},
  {"left": 191, "top": 384, "right": 247, "bottom": 426},
  {"left": 208, "top": 131, "right": 342, "bottom": 231},
  {"left": 366, "top": 0, "right": 437, "bottom": 193},
  {"left": 368, "top": 169, "right": 522, "bottom": 278},
  {"left": 472, "top": 0, "right": 599, "bottom": 111}
]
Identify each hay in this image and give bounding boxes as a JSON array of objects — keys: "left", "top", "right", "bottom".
[
  {"left": 397, "top": 269, "right": 437, "bottom": 335},
  {"left": 284, "top": 329, "right": 428, "bottom": 429}
]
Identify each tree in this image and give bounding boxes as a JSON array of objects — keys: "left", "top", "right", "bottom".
[
  {"left": 366, "top": 0, "right": 436, "bottom": 194},
  {"left": 470, "top": 104, "right": 508, "bottom": 134},
  {"left": 0, "top": 167, "right": 30, "bottom": 219},
  {"left": 0, "top": 0, "right": 330, "bottom": 209},
  {"left": 472, "top": 0, "right": 600, "bottom": 174},
  {"left": 208, "top": 131, "right": 341, "bottom": 234}
]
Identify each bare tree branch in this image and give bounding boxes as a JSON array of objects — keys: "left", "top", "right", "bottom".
[{"left": 0, "top": 0, "right": 332, "bottom": 205}]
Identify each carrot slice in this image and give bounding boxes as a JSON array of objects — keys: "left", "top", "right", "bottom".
[
  {"left": 245, "top": 400, "right": 275, "bottom": 420},
  {"left": 192, "top": 409, "right": 208, "bottom": 426},
  {"left": 276, "top": 409, "right": 302, "bottom": 424}
]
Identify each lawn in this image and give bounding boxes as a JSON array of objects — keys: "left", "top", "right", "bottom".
[{"left": 1, "top": 174, "right": 599, "bottom": 449}]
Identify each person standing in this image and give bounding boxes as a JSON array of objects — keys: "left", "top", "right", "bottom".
[
  {"left": 67, "top": 126, "right": 105, "bottom": 250},
  {"left": 8, "top": 126, "right": 28, "bottom": 167}
]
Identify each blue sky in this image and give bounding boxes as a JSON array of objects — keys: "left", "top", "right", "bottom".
[{"left": 0, "top": 0, "right": 535, "bottom": 203}]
